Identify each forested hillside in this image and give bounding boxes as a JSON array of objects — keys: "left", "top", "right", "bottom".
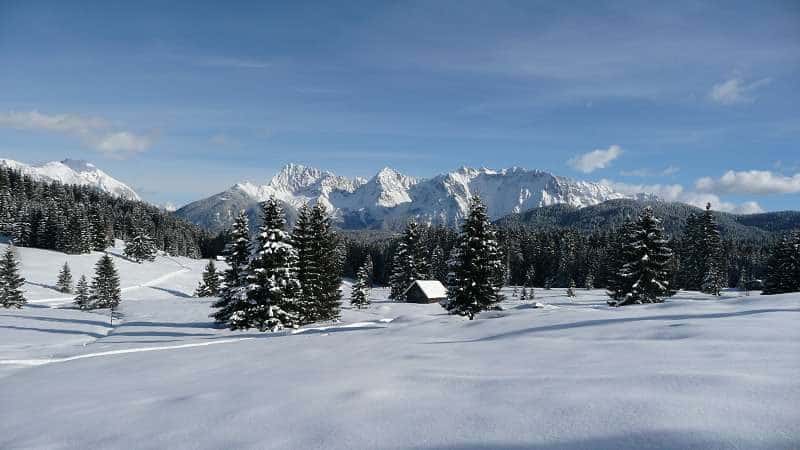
[{"left": 0, "top": 166, "right": 215, "bottom": 258}]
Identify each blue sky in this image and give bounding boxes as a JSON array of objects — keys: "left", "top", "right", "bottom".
[{"left": 1, "top": 0, "right": 798, "bottom": 211}]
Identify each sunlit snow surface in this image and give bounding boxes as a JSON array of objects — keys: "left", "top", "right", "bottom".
[{"left": 0, "top": 243, "right": 798, "bottom": 449}]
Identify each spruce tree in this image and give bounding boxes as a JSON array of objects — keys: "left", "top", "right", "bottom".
[
  {"left": 0, "top": 246, "right": 26, "bottom": 308},
  {"left": 89, "top": 205, "right": 109, "bottom": 251},
  {"left": 73, "top": 275, "right": 90, "bottom": 309},
  {"left": 211, "top": 211, "right": 252, "bottom": 324},
  {"left": 524, "top": 266, "right": 536, "bottom": 288},
  {"left": 56, "top": 262, "right": 73, "bottom": 293},
  {"left": 90, "top": 254, "right": 121, "bottom": 309},
  {"left": 699, "top": 204, "right": 726, "bottom": 294},
  {"left": 350, "top": 263, "right": 371, "bottom": 309},
  {"left": 430, "top": 245, "right": 448, "bottom": 283},
  {"left": 585, "top": 273, "right": 595, "bottom": 290},
  {"left": 606, "top": 219, "right": 637, "bottom": 302},
  {"left": 230, "top": 198, "right": 300, "bottom": 331},
  {"left": 520, "top": 286, "right": 527, "bottom": 301},
  {"left": 124, "top": 228, "right": 157, "bottom": 263},
  {"left": 566, "top": 279, "right": 576, "bottom": 298},
  {"left": 195, "top": 259, "right": 221, "bottom": 297},
  {"left": 763, "top": 231, "right": 800, "bottom": 295},
  {"left": 389, "top": 220, "right": 430, "bottom": 301},
  {"left": 444, "top": 196, "right": 504, "bottom": 319},
  {"left": 293, "top": 203, "right": 343, "bottom": 323},
  {"left": 608, "top": 207, "right": 673, "bottom": 306}
]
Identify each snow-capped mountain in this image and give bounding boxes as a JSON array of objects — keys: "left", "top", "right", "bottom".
[
  {"left": 176, "top": 164, "right": 632, "bottom": 232},
  {"left": 0, "top": 158, "right": 140, "bottom": 201}
]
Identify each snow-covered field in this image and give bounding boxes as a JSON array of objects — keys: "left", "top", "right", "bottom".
[{"left": 1, "top": 244, "right": 798, "bottom": 449}]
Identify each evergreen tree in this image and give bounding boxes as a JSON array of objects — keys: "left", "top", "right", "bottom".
[
  {"left": 195, "top": 259, "right": 221, "bottom": 297},
  {"left": 350, "top": 263, "right": 371, "bottom": 309},
  {"left": 124, "top": 228, "right": 157, "bottom": 263},
  {"left": 56, "top": 262, "right": 73, "bottom": 293},
  {"left": 512, "top": 285, "right": 518, "bottom": 298},
  {"left": 544, "top": 278, "right": 553, "bottom": 290},
  {"left": 363, "top": 254, "right": 374, "bottom": 286},
  {"left": 230, "top": 198, "right": 300, "bottom": 331},
  {"left": 90, "top": 254, "right": 121, "bottom": 309},
  {"left": 608, "top": 207, "right": 673, "bottom": 306},
  {"left": 444, "top": 196, "right": 504, "bottom": 319},
  {"left": 89, "top": 205, "right": 110, "bottom": 251},
  {"left": 566, "top": 279, "right": 576, "bottom": 298},
  {"left": 73, "top": 275, "right": 90, "bottom": 309},
  {"left": 699, "top": 204, "right": 726, "bottom": 294},
  {"left": 524, "top": 266, "right": 536, "bottom": 288},
  {"left": 389, "top": 220, "right": 431, "bottom": 301},
  {"left": 520, "top": 286, "right": 527, "bottom": 301},
  {"left": 293, "top": 203, "right": 343, "bottom": 323},
  {"left": 762, "top": 231, "right": 800, "bottom": 295},
  {"left": 0, "top": 246, "right": 26, "bottom": 308},
  {"left": 606, "top": 219, "right": 637, "bottom": 302},
  {"left": 211, "top": 211, "right": 252, "bottom": 324}
]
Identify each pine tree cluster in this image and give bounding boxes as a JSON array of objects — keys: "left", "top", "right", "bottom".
[
  {"left": 73, "top": 254, "right": 121, "bottom": 310},
  {"left": 211, "top": 198, "right": 343, "bottom": 332}
]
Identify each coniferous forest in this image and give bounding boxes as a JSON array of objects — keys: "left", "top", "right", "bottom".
[{"left": 0, "top": 166, "right": 217, "bottom": 258}]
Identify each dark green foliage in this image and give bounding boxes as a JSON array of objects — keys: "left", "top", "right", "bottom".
[
  {"left": 389, "top": 221, "right": 431, "bottom": 301},
  {"left": 762, "top": 231, "right": 800, "bottom": 295},
  {"left": 0, "top": 166, "right": 208, "bottom": 257},
  {"left": 230, "top": 198, "right": 300, "bottom": 331},
  {"left": 89, "top": 254, "right": 121, "bottom": 309},
  {"left": 445, "top": 196, "right": 504, "bottom": 319},
  {"left": 293, "top": 203, "right": 343, "bottom": 323},
  {"left": 56, "top": 262, "right": 73, "bottom": 293},
  {"left": 195, "top": 260, "right": 221, "bottom": 297},
  {"left": 350, "top": 263, "right": 371, "bottom": 309},
  {"left": 124, "top": 228, "right": 157, "bottom": 262},
  {"left": 0, "top": 246, "right": 26, "bottom": 308},
  {"left": 211, "top": 211, "right": 251, "bottom": 324},
  {"left": 608, "top": 207, "right": 673, "bottom": 306},
  {"left": 73, "top": 275, "right": 90, "bottom": 309}
]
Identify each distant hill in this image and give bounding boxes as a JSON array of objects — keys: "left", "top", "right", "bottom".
[{"left": 496, "top": 199, "right": 800, "bottom": 239}]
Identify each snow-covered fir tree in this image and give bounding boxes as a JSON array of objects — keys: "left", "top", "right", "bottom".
[
  {"left": 701, "top": 259, "right": 724, "bottom": 296},
  {"left": 566, "top": 279, "right": 576, "bottom": 298},
  {"left": 699, "top": 204, "right": 726, "bottom": 294},
  {"left": 608, "top": 207, "right": 673, "bottom": 306},
  {"left": 350, "top": 263, "right": 371, "bottom": 309},
  {"left": 363, "top": 254, "right": 374, "bottom": 286},
  {"left": 512, "top": 285, "right": 518, "bottom": 298},
  {"left": 606, "top": 219, "right": 637, "bottom": 303},
  {"left": 389, "top": 220, "right": 430, "bottom": 301},
  {"left": 444, "top": 196, "right": 504, "bottom": 319},
  {"left": 762, "top": 231, "right": 800, "bottom": 295},
  {"left": 90, "top": 254, "right": 121, "bottom": 309},
  {"left": 520, "top": 286, "right": 527, "bottom": 301},
  {"left": 211, "top": 210, "right": 251, "bottom": 325},
  {"left": 524, "top": 266, "right": 536, "bottom": 288},
  {"left": 124, "top": 228, "right": 157, "bottom": 263},
  {"left": 0, "top": 246, "right": 26, "bottom": 308},
  {"left": 293, "top": 203, "right": 343, "bottom": 324},
  {"left": 230, "top": 197, "right": 300, "bottom": 332},
  {"left": 73, "top": 275, "right": 90, "bottom": 309},
  {"left": 56, "top": 262, "right": 73, "bottom": 293},
  {"left": 89, "top": 205, "right": 110, "bottom": 251},
  {"left": 195, "top": 259, "right": 222, "bottom": 297}
]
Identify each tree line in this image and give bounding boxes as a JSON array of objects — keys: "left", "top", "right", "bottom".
[{"left": 0, "top": 166, "right": 216, "bottom": 258}]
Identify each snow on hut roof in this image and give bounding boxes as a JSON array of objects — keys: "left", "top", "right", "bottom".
[{"left": 403, "top": 280, "right": 448, "bottom": 299}]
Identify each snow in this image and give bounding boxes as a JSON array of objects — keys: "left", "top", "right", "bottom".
[
  {"left": 0, "top": 158, "right": 140, "bottom": 200},
  {"left": 403, "top": 280, "right": 448, "bottom": 299},
  {"left": 178, "top": 163, "right": 635, "bottom": 230},
  {"left": 0, "top": 244, "right": 798, "bottom": 449}
]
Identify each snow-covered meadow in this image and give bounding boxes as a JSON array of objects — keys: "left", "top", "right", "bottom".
[{"left": 0, "top": 243, "right": 798, "bottom": 449}]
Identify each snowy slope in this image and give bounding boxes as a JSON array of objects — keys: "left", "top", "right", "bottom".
[
  {"left": 0, "top": 242, "right": 798, "bottom": 449},
  {"left": 0, "top": 158, "right": 140, "bottom": 200},
  {"left": 176, "top": 164, "right": 630, "bottom": 231}
]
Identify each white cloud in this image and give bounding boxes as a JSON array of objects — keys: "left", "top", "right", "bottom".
[
  {"left": 620, "top": 166, "right": 680, "bottom": 177},
  {"left": 568, "top": 145, "right": 622, "bottom": 173},
  {"left": 709, "top": 77, "right": 771, "bottom": 105},
  {"left": 0, "top": 110, "right": 152, "bottom": 158},
  {"left": 696, "top": 170, "right": 800, "bottom": 195},
  {"left": 600, "top": 179, "right": 763, "bottom": 214}
]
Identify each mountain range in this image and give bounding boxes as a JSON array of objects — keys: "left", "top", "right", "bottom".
[
  {"left": 0, "top": 158, "right": 140, "bottom": 201},
  {"left": 175, "top": 163, "right": 640, "bottom": 232}
]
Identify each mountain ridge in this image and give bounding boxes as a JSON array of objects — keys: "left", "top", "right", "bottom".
[{"left": 175, "top": 163, "right": 635, "bottom": 232}]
